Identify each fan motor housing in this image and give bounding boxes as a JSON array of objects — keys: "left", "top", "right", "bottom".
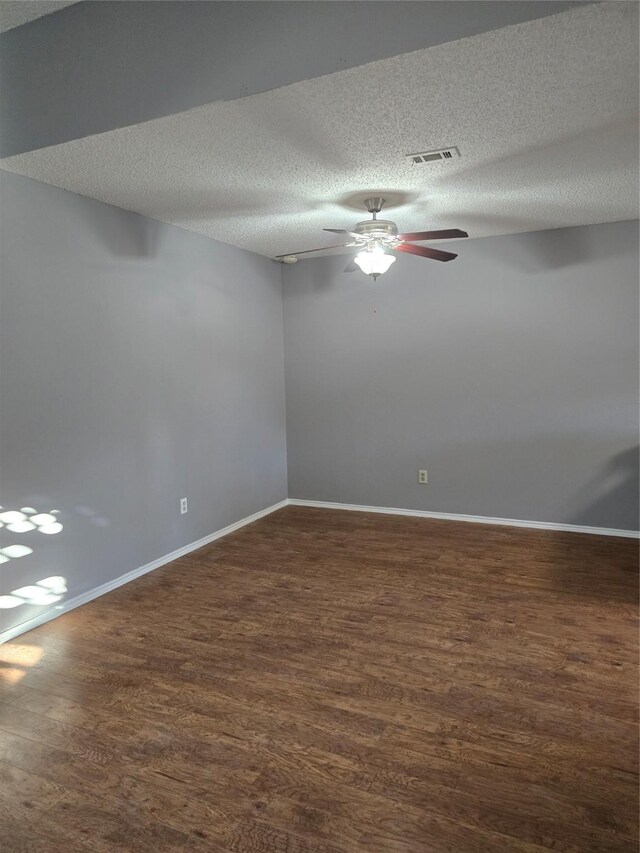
[{"left": 353, "top": 219, "right": 398, "bottom": 239}]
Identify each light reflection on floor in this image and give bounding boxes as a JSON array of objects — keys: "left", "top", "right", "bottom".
[{"left": 0, "top": 642, "right": 44, "bottom": 684}]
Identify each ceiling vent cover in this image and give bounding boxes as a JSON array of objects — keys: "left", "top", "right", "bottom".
[{"left": 406, "top": 146, "right": 460, "bottom": 164}]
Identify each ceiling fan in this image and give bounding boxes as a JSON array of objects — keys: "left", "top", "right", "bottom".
[{"left": 275, "top": 198, "right": 468, "bottom": 280}]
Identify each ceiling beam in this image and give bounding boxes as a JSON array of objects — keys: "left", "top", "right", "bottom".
[{"left": 0, "top": 0, "right": 585, "bottom": 158}]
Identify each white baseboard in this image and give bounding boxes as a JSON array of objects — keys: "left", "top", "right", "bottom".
[
  {"left": 4, "top": 495, "right": 636, "bottom": 645},
  {"left": 0, "top": 499, "right": 288, "bottom": 645},
  {"left": 287, "top": 499, "right": 640, "bottom": 539}
]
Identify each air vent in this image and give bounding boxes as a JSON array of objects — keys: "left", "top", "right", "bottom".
[{"left": 405, "top": 146, "right": 460, "bottom": 164}]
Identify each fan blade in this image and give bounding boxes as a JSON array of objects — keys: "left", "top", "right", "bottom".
[
  {"left": 394, "top": 242, "right": 458, "bottom": 262},
  {"left": 275, "top": 242, "right": 355, "bottom": 259},
  {"left": 398, "top": 229, "right": 468, "bottom": 242},
  {"left": 344, "top": 259, "right": 359, "bottom": 273},
  {"left": 324, "top": 228, "right": 364, "bottom": 241}
]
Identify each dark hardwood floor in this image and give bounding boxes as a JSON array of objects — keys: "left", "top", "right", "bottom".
[{"left": 0, "top": 506, "right": 638, "bottom": 852}]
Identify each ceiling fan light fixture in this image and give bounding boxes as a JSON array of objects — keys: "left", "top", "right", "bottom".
[
  {"left": 354, "top": 244, "right": 396, "bottom": 279},
  {"left": 276, "top": 198, "right": 467, "bottom": 267}
]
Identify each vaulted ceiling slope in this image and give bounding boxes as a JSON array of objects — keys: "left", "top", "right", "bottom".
[
  {"left": 1, "top": 2, "right": 637, "bottom": 258},
  {"left": 0, "top": 1, "right": 76, "bottom": 33}
]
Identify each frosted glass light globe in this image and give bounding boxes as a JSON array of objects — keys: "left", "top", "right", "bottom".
[{"left": 354, "top": 244, "right": 396, "bottom": 277}]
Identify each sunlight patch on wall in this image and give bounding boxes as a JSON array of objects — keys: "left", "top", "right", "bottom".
[
  {"left": 0, "top": 576, "right": 68, "bottom": 609},
  {"left": 0, "top": 544, "right": 33, "bottom": 560},
  {"left": 0, "top": 502, "right": 68, "bottom": 616},
  {"left": 0, "top": 505, "right": 64, "bottom": 578},
  {"left": 0, "top": 508, "right": 63, "bottom": 535}
]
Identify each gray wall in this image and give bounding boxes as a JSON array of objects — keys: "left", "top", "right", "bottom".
[
  {"left": 283, "top": 220, "right": 639, "bottom": 531},
  {"left": 1, "top": 175, "right": 636, "bottom": 641},
  {"left": 0, "top": 0, "right": 581, "bottom": 157},
  {"left": 0, "top": 171, "right": 287, "bottom": 635}
]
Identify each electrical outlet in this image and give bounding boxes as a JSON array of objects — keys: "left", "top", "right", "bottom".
[
  {"left": 180, "top": 497, "right": 188, "bottom": 514},
  {"left": 418, "top": 470, "right": 428, "bottom": 484}
]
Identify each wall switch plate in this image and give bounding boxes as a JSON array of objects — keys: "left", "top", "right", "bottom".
[
  {"left": 418, "top": 470, "right": 428, "bottom": 484},
  {"left": 180, "top": 497, "right": 188, "bottom": 514}
]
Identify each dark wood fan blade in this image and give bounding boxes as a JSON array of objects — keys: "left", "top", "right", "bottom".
[
  {"left": 275, "top": 242, "right": 355, "bottom": 259},
  {"left": 398, "top": 229, "right": 468, "bottom": 242},
  {"left": 394, "top": 243, "right": 458, "bottom": 262},
  {"left": 344, "top": 259, "right": 359, "bottom": 273}
]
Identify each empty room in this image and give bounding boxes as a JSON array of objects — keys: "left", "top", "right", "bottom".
[{"left": 0, "top": 1, "right": 638, "bottom": 851}]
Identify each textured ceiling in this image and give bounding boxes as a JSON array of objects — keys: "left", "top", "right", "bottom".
[
  {"left": 0, "top": 1, "right": 76, "bottom": 32},
  {"left": 1, "top": 2, "right": 637, "bottom": 258}
]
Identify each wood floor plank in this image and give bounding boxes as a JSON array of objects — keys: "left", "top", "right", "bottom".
[{"left": 0, "top": 506, "right": 637, "bottom": 851}]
